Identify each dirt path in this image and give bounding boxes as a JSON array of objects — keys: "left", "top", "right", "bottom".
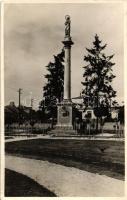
[
  {"left": 5, "top": 155, "right": 124, "bottom": 197},
  {"left": 5, "top": 134, "right": 124, "bottom": 143}
]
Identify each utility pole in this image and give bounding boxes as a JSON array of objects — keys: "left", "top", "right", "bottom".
[
  {"left": 17, "top": 88, "right": 22, "bottom": 126},
  {"left": 30, "top": 98, "right": 34, "bottom": 132}
]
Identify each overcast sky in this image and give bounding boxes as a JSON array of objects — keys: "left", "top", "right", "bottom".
[{"left": 4, "top": 3, "right": 124, "bottom": 109}]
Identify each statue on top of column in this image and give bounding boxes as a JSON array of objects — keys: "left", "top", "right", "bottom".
[{"left": 65, "top": 15, "right": 70, "bottom": 37}]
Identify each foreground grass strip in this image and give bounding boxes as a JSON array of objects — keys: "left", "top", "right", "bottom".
[{"left": 5, "top": 169, "right": 56, "bottom": 197}]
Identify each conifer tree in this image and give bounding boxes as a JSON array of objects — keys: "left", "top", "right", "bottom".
[
  {"left": 43, "top": 49, "right": 64, "bottom": 118},
  {"left": 82, "top": 34, "right": 116, "bottom": 132}
]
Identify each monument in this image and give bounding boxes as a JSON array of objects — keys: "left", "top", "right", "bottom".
[
  {"left": 56, "top": 15, "right": 75, "bottom": 131},
  {"left": 49, "top": 15, "right": 76, "bottom": 135}
]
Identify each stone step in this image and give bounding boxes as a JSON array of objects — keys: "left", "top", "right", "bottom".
[
  {"left": 49, "top": 129, "right": 76, "bottom": 133},
  {"left": 54, "top": 126, "right": 74, "bottom": 130},
  {"left": 48, "top": 128, "right": 77, "bottom": 136}
]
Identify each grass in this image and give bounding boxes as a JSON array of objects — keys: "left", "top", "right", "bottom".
[
  {"left": 5, "top": 139, "right": 125, "bottom": 180},
  {"left": 5, "top": 168, "right": 56, "bottom": 197}
]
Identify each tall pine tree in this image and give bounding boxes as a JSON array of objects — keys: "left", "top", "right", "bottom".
[
  {"left": 82, "top": 34, "right": 116, "bottom": 131},
  {"left": 43, "top": 49, "right": 64, "bottom": 118}
]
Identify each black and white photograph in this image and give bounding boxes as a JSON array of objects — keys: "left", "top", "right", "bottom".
[{"left": 1, "top": 0, "right": 125, "bottom": 198}]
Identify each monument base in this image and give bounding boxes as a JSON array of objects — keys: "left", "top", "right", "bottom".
[
  {"left": 48, "top": 100, "right": 77, "bottom": 136},
  {"left": 56, "top": 100, "right": 73, "bottom": 128}
]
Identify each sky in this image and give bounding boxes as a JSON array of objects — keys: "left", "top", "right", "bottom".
[{"left": 4, "top": 3, "right": 124, "bottom": 109}]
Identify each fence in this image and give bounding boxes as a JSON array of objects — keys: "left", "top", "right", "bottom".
[
  {"left": 73, "top": 121, "right": 124, "bottom": 138},
  {"left": 5, "top": 121, "right": 124, "bottom": 138},
  {"left": 5, "top": 123, "right": 52, "bottom": 136}
]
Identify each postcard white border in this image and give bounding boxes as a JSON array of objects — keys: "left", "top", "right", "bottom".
[{"left": 1, "top": 0, "right": 127, "bottom": 200}]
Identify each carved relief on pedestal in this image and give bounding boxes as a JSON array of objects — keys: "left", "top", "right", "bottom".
[{"left": 61, "top": 106, "right": 69, "bottom": 117}]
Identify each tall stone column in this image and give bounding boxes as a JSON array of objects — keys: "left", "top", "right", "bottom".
[
  {"left": 56, "top": 15, "right": 74, "bottom": 130},
  {"left": 62, "top": 15, "right": 74, "bottom": 101}
]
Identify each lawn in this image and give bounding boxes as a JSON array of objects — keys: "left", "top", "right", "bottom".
[
  {"left": 5, "top": 169, "right": 56, "bottom": 196},
  {"left": 5, "top": 139, "right": 124, "bottom": 180}
]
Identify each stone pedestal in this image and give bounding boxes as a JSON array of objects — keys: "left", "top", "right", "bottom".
[
  {"left": 56, "top": 101, "right": 73, "bottom": 128},
  {"left": 51, "top": 100, "right": 76, "bottom": 136}
]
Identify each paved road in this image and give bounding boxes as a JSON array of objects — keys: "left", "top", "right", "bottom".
[{"left": 5, "top": 155, "right": 124, "bottom": 197}]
